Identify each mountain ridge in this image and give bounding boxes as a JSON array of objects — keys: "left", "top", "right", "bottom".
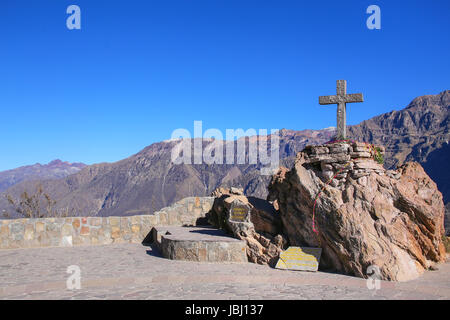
[
  {"left": 0, "top": 91, "right": 448, "bottom": 227},
  {"left": 0, "top": 160, "right": 86, "bottom": 193}
]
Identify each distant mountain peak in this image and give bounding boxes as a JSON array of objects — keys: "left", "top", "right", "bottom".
[
  {"left": 48, "top": 159, "right": 65, "bottom": 165},
  {"left": 46, "top": 159, "right": 85, "bottom": 168},
  {"left": 406, "top": 90, "right": 449, "bottom": 109},
  {"left": 0, "top": 160, "right": 87, "bottom": 193}
]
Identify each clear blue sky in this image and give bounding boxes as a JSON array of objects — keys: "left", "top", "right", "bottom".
[{"left": 1, "top": 0, "right": 449, "bottom": 171}]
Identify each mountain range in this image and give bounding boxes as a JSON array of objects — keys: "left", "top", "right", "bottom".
[
  {"left": 0, "top": 91, "right": 448, "bottom": 231},
  {"left": 0, "top": 160, "right": 86, "bottom": 193}
]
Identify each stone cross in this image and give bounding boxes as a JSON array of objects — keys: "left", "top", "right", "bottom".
[{"left": 319, "top": 80, "right": 363, "bottom": 139}]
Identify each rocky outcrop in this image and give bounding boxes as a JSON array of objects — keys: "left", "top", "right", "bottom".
[
  {"left": 268, "top": 141, "right": 447, "bottom": 281},
  {"left": 207, "top": 187, "right": 287, "bottom": 266},
  {"left": 446, "top": 203, "right": 450, "bottom": 236}
]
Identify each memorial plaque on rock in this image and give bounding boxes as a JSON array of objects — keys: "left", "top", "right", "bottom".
[
  {"left": 275, "top": 246, "right": 322, "bottom": 272},
  {"left": 229, "top": 202, "right": 250, "bottom": 223}
]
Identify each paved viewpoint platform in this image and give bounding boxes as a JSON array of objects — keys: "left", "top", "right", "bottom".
[{"left": 0, "top": 243, "right": 449, "bottom": 300}]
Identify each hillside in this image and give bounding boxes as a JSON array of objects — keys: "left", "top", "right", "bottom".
[{"left": 0, "top": 129, "right": 335, "bottom": 217}]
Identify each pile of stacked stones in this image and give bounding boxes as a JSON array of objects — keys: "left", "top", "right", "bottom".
[{"left": 302, "top": 141, "right": 395, "bottom": 188}]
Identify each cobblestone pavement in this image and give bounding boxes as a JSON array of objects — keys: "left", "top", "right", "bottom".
[{"left": 0, "top": 243, "right": 448, "bottom": 300}]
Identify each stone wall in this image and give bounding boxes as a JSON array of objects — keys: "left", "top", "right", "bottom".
[{"left": 0, "top": 197, "right": 214, "bottom": 250}]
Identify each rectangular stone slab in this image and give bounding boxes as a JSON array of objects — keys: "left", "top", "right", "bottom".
[
  {"left": 151, "top": 226, "right": 247, "bottom": 263},
  {"left": 275, "top": 246, "right": 322, "bottom": 272}
]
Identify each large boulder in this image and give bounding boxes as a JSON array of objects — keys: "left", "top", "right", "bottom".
[
  {"left": 268, "top": 141, "right": 446, "bottom": 281},
  {"left": 207, "top": 187, "right": 287, "bottom": 266}
]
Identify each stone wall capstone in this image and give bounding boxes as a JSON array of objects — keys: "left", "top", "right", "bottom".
[{"left": 0, "top": 197, "right": 214, "bottom": 250}]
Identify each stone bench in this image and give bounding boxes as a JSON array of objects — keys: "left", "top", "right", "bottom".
[{"left": 151, "top": 226, "right": 247, "bottom": 263}]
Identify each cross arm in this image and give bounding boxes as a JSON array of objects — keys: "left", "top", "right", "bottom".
[
  {"left": 319, "top": 95, "right": 339, "bottom": 105},
  {"left": 344, "top": 93, "right": 363, "bottom": 103}
]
